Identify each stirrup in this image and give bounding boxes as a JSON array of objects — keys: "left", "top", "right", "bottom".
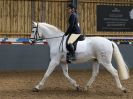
[
  {"left": 69, "top": 56, "right": 76, "bottom": 61},
  {"left": 66, "top": 57, "right": 76, "bottom": 63},
  {"left": 66, "top": 53, "right": 76, "bottom": 63},
  {"left": 66, "top": 59, "right": 71, "bottom": 63},
  {"left": 67, "top": 53, "right": 76, "bottom": 61}
]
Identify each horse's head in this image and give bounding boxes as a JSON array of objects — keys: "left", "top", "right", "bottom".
[
  {"left": 30, "top": 22, "right": 44, "bottom": 43},
  {"left": 30, "top": 22, "right": 64, "bottom": 44}
]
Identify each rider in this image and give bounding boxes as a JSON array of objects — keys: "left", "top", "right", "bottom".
[{"left": 65, "top": 3, "right": 81, "bottom": 62}]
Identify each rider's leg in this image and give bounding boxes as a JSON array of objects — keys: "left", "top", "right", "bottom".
[{"left": 67, "top": 43, "right": 76, "bottom": 61}]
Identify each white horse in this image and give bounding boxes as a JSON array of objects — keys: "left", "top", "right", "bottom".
[{"left": 30, "top": 22, "right": 129, "bottom": 93}]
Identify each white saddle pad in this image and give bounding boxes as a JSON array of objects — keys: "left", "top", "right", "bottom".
[{"left": 67, "top": 34, "right": 81, "bottom": 44}]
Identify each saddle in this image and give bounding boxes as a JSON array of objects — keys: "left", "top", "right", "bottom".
[{"left": 66, "top": 34, "right": 85, "bottom": 51}]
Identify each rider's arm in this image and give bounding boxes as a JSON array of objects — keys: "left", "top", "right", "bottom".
[{"left": 65, "top": 14, "right": 75, "bottom": 36}]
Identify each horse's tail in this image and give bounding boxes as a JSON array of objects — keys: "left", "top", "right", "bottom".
[{"left": 112, "top": 42, "right": 129, "bottom": 80}]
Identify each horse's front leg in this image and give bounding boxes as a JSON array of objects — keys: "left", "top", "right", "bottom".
[
  {"left": 33, "top": 57, "right": 60, "bottom": 92},
  {"left": 61, "top": 63, "right": 81, "bottom": 91}
]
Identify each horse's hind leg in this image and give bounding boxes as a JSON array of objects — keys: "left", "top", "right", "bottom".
[
  {"left": 84, "top": 61, "right": 99, "bottom": 91},
  {"left": 61, "top": 63, "right": 80, "bottom": 91},
  {"left": 101, "top": 63, "right": 126, "bottom": 92}
]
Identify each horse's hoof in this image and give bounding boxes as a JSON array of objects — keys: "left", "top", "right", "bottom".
[
  {"left": 123, "top": 89, "right": 127, "bottom": 93},
  {"left": 32, "top": 88, "right": 39, "bottom": 92},
  {"left": 84, "top": 87, "right": 88, "bottom": 91},
  {"left": 76, "top": 86, "right": 82, "bottom": 91}
]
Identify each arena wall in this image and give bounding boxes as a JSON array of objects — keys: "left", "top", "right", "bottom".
[
  {"left": 0, "top": 0, "right": 132, "bottom": 71},
  {"left": 78, "top": 0, "right": 133, "bottom": 36},
  {"left": 0, "top": 44, "right": 132, "bottom": 71},
  {"left": 0, "top": 0, "right": 70, "bottom": 38},
  {"left": 0, "top": 0, "right": 133, "bottom": 37}
]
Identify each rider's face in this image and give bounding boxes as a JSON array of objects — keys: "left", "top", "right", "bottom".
[{"left": 67, "top": 7, "right": 72, "bottom": 14}]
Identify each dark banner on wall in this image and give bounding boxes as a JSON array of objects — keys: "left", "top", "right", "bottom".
[{"left": 97, "top": 5, "right": 133, "bottom": 32}]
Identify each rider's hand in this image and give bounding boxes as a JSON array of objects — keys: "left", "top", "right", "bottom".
[{"left": 64, "top": 33, "right": 68, "bottom": 36}]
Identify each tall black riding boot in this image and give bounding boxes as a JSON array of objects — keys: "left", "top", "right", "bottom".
[{"left": 68, "top": 44, "right": 76, "bottom": 61}]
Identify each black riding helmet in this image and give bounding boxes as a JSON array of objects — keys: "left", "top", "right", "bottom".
[{"left": 67, "top": 3, "right": 76, "bottom": 9}]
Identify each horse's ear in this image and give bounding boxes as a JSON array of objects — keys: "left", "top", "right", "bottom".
[{"left": 32, "top": 21, "right": 37, "bottom": 26}]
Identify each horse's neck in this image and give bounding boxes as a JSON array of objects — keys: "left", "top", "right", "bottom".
[
  {"left": 44, "top": 30, "right": 63, "bottom": 49},
  {"left": 41, "top": 23, "right": 64, "bottom": 48},
  {"left": 46, "top": 37, "right": 62, "bottom": 49}
]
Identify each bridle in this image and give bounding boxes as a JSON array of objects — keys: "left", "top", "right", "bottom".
[
  {"left": 30, "top": 23, "right": 43, "bottom": 41},
  {"left": 30, "top": 23, "right": 65, "bottom": 51}
]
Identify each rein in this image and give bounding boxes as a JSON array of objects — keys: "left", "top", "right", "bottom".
[
  {"left": 44, "top": 36, "right": 63, "bottom": 40},
  {"left": 30, "top": 36, "right": 63, "bottom": 41}
]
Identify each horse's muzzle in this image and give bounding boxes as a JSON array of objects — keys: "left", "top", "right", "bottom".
[{"left": 30, "top": 38, "right": 36, "bottom": 45}]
